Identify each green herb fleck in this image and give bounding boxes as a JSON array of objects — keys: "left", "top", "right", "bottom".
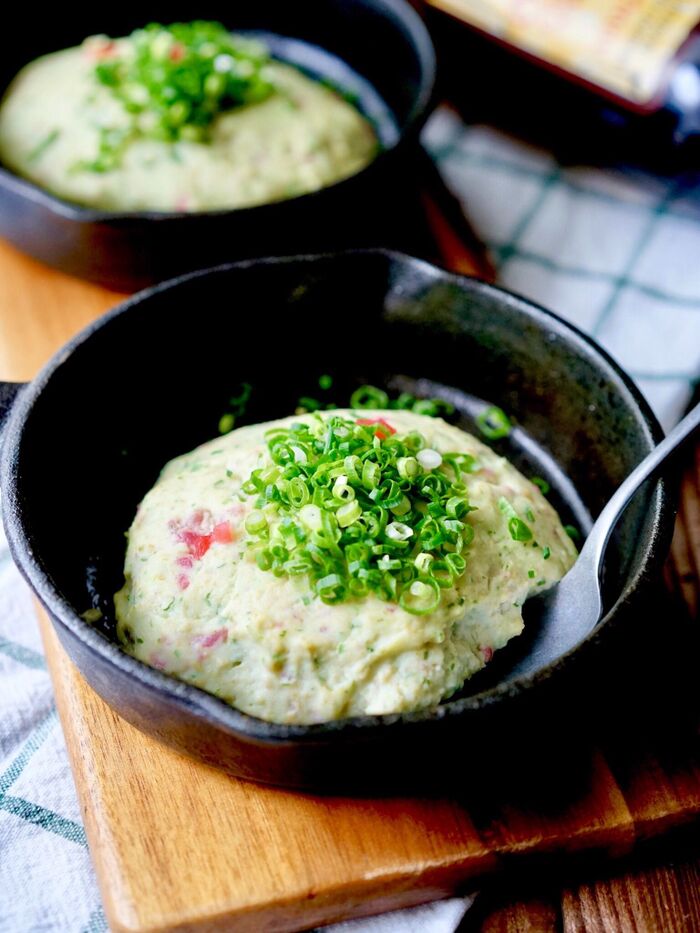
[{"left": 27, "top": 129, "right": 61, "bottom": 164}]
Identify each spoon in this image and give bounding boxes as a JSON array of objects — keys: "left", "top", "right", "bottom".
[{"left": 508, "top": 400, "right": 700, "bottom": 681}]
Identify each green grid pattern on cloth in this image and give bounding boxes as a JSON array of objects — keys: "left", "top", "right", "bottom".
[
  {"left": 0, "top": 545, "right": 107, "bottom": 932},
  {"left": 0, "top": 600, "right": 107, "bottom": 933},
  {"left": 424, "top": 109, "right": 700, "bottom": 426}
]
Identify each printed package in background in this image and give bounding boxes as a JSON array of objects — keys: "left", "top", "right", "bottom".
[{"left": 428, "top": 0, "right": 700, "bottom": 107}]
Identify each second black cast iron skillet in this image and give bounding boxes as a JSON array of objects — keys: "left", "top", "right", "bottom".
[
  {"left": 0, "top": 251, "right": 673, "bottom": 790},
  {"left": 0, "top": 0, "right": 435, "bottom": 290}
]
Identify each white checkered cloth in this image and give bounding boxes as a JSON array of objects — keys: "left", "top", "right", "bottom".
[
  {"left": 426, "top": 109, "right": 700, "bottom": 431},
  {"left": 1, "top": 107, "right": 698, "bottom": 932}
]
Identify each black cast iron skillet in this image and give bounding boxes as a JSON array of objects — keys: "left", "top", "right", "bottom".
[
  {"left": 0, "top": 251, "right": 673, "bottom": 790},
  {"left": 0, "top": 1, "right": 434, "bottom": 290}
]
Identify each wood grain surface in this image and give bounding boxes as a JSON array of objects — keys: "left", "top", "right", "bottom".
[
  {"left": 561, "top": 857, "right": 700, "bottom": 933},
  {"left": 0, "top": 207, "right": 698, "bottom": 932}
]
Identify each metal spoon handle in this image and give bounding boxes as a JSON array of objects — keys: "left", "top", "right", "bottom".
[{"left": 582, "top": 401, "right": 700, "bottom": 574}]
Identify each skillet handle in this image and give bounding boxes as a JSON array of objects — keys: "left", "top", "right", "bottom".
[{"left": 0, "top": 382, "right": 25, "bottom": 436}]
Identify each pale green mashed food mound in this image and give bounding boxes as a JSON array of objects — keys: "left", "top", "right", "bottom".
[
  {"left": 0, "top": 43, "right": 377, "bottom": 212},
  {"left": 114, "top": 411, "right": 577, "bottom": 725}
]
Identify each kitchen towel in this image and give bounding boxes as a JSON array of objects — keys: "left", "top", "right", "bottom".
[
  {"left": 1, "top": 108, "right": 699, "bottom": 932},
  {"left": 426, "top": 108, "right": 700, "bottom": 431}
]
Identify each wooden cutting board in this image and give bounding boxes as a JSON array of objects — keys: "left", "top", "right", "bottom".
[{"left": 1, "top": 203, "right": 698, "bottom": 932}]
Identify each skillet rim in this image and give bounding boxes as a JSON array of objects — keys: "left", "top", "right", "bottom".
[{"left": 0, "top": 249, "right": 672, "bottom": 745}]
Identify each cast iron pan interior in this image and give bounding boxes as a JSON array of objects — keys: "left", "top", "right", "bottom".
[{"left": 2, "top": 252, "right": 671, "bottom": 788}]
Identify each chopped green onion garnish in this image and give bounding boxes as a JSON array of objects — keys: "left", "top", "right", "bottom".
[
  {"left": 564, "top": 524, "right": 581, "bottom": 541},
  {"left": 498, "top": 496, "right": 533, "bottom": 542},
  {"left": 230, "top": 382, "right": 252, "bottom": 410},
  {"left": 396, "top": 456, "right": 419, "bottom": 480},
  {"left": 84, "top": 22, "right": 275, "bottom": 171},
  {"left": 218, "top": 413, "right": 235, "bottom": 434},
  {"left": 362, "top": 459, "right": 381, "bottom": 490},
  {"left": 350, "top": 385, "right": 390, "bottom": 409},
  {"left": 245, "top": 511, "right": 268, "bottom": 535},
  {"left": 417, "top": 448, "right": 442, "bottom": 470},
  {"left": 399, "top": 579, "right": 440, "bottom": 615},
  {"left": 386, "top": 521, "right": 413, "bottom": 541},
  {"left": 218, "top": 382, "right": 252, "bottom": 434},
  {"left": 394, "top": 392, "right": 417, "bottom": 410},
  {"left": 412, "top": 398, "right": 454, "bottom": 417},
  {"left": 298, "top": 396, "right": 322, "bottom": 412},
  {"left": 348, "top": 384, "right": 454, "bottom": 417},
  {"left": 508, "top": 518, "right": 532, "bottom": 542},
  {"left": 337, "top": 500, "right": 362, "bottom": 527},
  {"left": 476, "top": 406, "right": 512, "bottom": 440},
  {"left": 296, "top": 383, "right": 456, "bottom": 421},
  {"left": 531, "top": 476, "right": 550, "bottom": 495},
  {"left": 240, "top": 413, "right": 476, "bottom": 614},
  {"left": 414, "top": 552, "right": 433, "bottom": 574},
  {"left": 542, "top": 546, "right": 551, "bottom": 560}
]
